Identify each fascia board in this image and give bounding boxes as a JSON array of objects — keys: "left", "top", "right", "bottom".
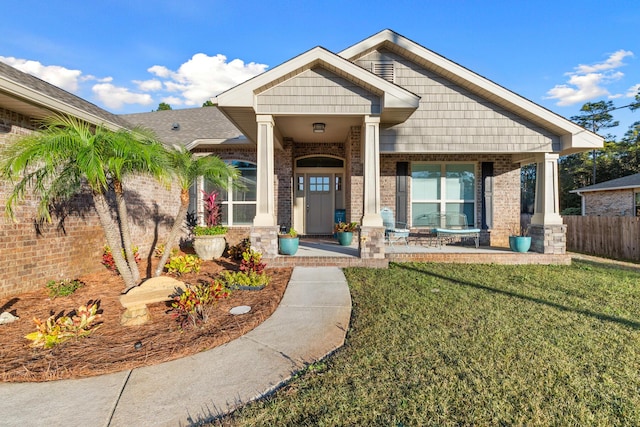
[
  {"left": 0, "top": 76, "right": 125, "bottom": 131},
  {"left": 570, "top": 185, "right": 640, "bottom": 194}
]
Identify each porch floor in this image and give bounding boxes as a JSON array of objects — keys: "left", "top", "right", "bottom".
[{"left": 265, "top": 237, "right": 571, "bottom": 268}]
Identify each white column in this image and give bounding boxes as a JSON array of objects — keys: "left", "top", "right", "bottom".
[
  {"left": 253, "top": 115, "right": 276, "bottom": 226},
  {"left": 531, "top": 153, "right": 563, "bottom": 225},
  {"left": 361, "top": 115, "right": 383, "bottom": 227}
]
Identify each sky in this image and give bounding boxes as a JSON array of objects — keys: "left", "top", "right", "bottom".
[{"left": 2, "top": 0, "right": 639, "bottom": 139}]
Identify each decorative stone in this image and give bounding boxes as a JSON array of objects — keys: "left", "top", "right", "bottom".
[
  {"left": 119, "top": 276, "right": 185, "bottom": 326},
  {"left": 0, "top": 311, "right": 19, "bottom": 325},
  {"left": 229, "top": 305, "right": 251, "bottom": 315}
]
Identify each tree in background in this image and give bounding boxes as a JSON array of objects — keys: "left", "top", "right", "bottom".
[
  {"left": 156, "top": 102, "right": 172, "bottom": 111},
  {"left": 570, "top": 101, "right": 619, "bottom": 186},
  {"left": 202, "top": 100, "right": 215, "bottom": 107}
]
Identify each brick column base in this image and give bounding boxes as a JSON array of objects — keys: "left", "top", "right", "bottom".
[
  {"left": 359, "top": 226, "right": 386, "bottom": 259},
  {"left": 529, "top": 223, "right": 566, "bottom": 254},
  {"left": 250, "top": 226, "right": 279, "bottom": 258}
]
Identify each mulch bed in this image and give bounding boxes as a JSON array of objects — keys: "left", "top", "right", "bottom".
[{"left": 0, "top": 257, "right": 291, "bottom": 383}]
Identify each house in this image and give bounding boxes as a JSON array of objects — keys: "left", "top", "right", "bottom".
[
  {"left": 571, "top": 173, "right": 640, "bottom": 216},
  {"left": 132, "top": 29, "right": 602, "bottom": 258},
  {"left": 0, "top": 29, "right": 603, "bottom": 296}
]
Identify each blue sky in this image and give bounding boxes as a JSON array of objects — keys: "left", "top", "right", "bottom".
[{"left": 2, "top": 0, "right": 639, "bottom": 138}]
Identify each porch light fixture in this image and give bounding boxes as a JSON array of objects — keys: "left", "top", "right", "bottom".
[{"left": 312, "top": 122, "right": 325, "bottom": 133}]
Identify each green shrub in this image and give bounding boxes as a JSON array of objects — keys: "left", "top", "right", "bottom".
[
  {"left": 193, "top": 225, "right": 227, "bottom": 236},
  {"left": 164, "top": 254, "right": 202, "bottom": 276},
  {"left": 219, "top": 270, "right": 270, "bottom": 289},
  {"left": 25, "top": 301, "right": 102, "bottom": 348},
  {"left": 46, "top": 279, "right": 83, "bottom": 298}
]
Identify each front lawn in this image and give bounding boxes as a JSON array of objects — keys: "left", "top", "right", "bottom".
[{"left": 216, "top": 260, "right": 640, "bottom": 426}]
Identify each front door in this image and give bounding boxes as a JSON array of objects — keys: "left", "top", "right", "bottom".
[{"left": 306, "top": 175, "right": 333, "bottom": 234}]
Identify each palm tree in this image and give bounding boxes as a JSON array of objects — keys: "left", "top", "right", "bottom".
[
  {"left": 154, "top": 147, "right": 239, "bottom": 277},
  {"left": 0, "top": 114, "right": 169, "bottom": 291}
]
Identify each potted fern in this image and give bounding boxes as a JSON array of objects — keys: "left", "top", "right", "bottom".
[
  {"left": 278, "top": 227, "right": 299, "bottom": 255},
  {"left": 192, "top": 190, "right": 227, "bottom": 259}
]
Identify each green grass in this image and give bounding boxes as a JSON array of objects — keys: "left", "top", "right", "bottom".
[{"left": 214, "top": 260, "right": 640, "bottom": 426}]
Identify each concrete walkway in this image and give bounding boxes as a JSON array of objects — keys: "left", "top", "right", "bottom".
[{"left": 0, "top": 267, "right": 352, "bottom": 427}]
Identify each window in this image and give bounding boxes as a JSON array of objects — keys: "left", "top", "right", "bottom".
[
  {"left": 636, "top": 192, "right": 640, "bottom": 217},
  {"left": 199, "top": 160, "right": 257, "bottom": 226},
  {"left": 411, "top": 163, "right": 476, "bottom": 226}
]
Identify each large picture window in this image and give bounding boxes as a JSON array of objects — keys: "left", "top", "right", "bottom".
[
  {"left": 635, "top": 192, "right": 640, "bottom": 217},
  {"left": 190, "top": 160, "right": 257, "bottom": 226},
  {"left": 411, "top": 163, "right": 476, "bottom": 226}
]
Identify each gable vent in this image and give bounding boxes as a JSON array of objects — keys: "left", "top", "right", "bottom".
[{"left": 372, "top": 62, "right": 395, "bottom": 83}]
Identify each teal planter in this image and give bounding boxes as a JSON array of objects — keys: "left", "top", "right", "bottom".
[
  {"left": 509, "top": 236, "right": 531, "bottom": 253},
  {"left": 336, "top": 231, "right": 354, "bottom": 246},
  {"left": 279, "top": 236, "right": 299, "bottom": 255}
]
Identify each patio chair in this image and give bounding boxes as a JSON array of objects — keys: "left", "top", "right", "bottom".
[{"left": 380, "top": 207, "right": 410, "bottom": 246}]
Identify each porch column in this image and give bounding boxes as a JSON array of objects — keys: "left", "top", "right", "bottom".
[
  {"left": 361, "top": 115, "right": 383, "bottom": 227},
  {"left": 530, "top": 153, "right": 566, "bottom": 254},
  {"left": 531, "top": 153, "right": 562, "bottom": 226},
  {"left": 254, "top": 115, "right": 276, "bottom": 226}
]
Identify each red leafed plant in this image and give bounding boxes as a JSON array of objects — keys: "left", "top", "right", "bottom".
[
  {"left": 202, "top": 190, "right": 221, "bottom": 227},
  {"left": 169, "top": 280, "right": 230, "bottom": 329},
  {"left": 239, "top": 248, "right": 266, "bottom": 274},
  {"left": 102, "top": 245, "right": 140, "bottom": 273}
]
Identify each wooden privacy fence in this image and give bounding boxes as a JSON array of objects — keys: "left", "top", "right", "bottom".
[{"left": 564, "top": 215, "right": 640, "bottom": 261}]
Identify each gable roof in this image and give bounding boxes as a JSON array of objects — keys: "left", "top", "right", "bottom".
[
  {"left": 0, "top": 61, "right": 130, "bottom": 130},
  {"left": 339, "top": 29, "right": 603, "bottom": 155},
  {"left": 214, "top": 46, "right": 421, "bottom": 145},
  {"left": 122, "top": 107, "right": 248, "bottom": 150},
  {"left": 571, "top": 173, "right": 640, "bottom": 193}
]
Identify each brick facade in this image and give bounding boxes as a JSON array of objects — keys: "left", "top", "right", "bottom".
[
  {"left": 0, "top": 109, "right": 183, "bottom": 298},
  {"left": 583, "top": 190, "right": 637, "bottom": 216}
]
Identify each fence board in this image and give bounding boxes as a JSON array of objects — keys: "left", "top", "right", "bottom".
[{"left": 564, "top": 216, "right": 640, "bottom": 261}]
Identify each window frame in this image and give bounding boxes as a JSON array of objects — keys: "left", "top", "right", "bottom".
[{"left": 410, "top": 162, "right": 477, "bottom": 227}]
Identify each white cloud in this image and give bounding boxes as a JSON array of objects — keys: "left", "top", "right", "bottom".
[
  {"left": 160, "top": 96, "right": 183, "bottom": 106},
  {"left": 626, "top": 83, "right": 640, "bottom": 98},
  {"left": 0, "top": 56, "right": 82, "bottom": 92},
  {"left": 575, "top": 50, "right": 633, "bottom": 74},
  {"left": 92, "top": 83, "right": 154, "bottom": 109},
  {"left": 134, "top": 79, "right": 163, "bottom": 91},
  {"left": 545, "top": 50, "right": 634, "bottom": 106},
  {"left": 1, "top": 52, "right": 267, "bottom": 112},
  {"left": 147, "top": 53, "right": 268, "bottom": 106}
]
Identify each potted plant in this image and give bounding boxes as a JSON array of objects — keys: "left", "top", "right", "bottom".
[
  {"left": 508, "top": 224, "right": 531, "bottom": 253},
  {"left": 192, "top": 190, "right": 227, "bottom": 259},
  {"left": 278, "top": 227, "right": 299, "bottom": 255},
  {"left": 334, "top": 221, "right": 358, "bottom": 246}
]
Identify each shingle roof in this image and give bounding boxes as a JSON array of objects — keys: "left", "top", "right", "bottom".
[
  {"left": 121, "top": 107, "right": 243, "bottom": 147},
  {"left": 0, "top": 61, "right": 131, "bottom": 128},
  {"left": 572, "top": 173, "right": 640, "bottom": 193}
]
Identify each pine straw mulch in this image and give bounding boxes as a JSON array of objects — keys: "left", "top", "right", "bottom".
[{"left": 0, "top": 258, "right": 291, "bottom": 383}]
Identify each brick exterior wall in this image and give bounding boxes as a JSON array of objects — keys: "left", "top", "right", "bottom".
[
  {"left": 583, "top": 190, "right": 636, "bottom": 216},
  {"left": 379, "top": 153, "right": 520, "bottom": 247},
  {"left": 0, "top": 109, "right": 183, "bottom": 298}
]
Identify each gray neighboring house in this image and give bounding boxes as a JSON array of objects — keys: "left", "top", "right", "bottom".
[{"left": 571, "top": 173, "right": 640, "bottom": 216}]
